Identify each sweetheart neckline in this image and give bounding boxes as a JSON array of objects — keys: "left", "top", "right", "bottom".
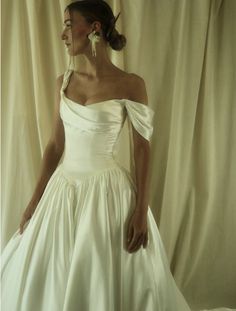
[
  {"left": 61, "top": 91, "right": 125, "bottom": 108},
  {"left": 60, "top": 87, "right": 155, "bottom": 115}
]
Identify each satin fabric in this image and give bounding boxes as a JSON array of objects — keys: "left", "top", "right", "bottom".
[{"left": 1, "top": 69, "right": 191, "bottom": 311}]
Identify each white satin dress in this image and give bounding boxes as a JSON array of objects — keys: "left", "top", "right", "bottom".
[{"left": 1, "top": 69, "right": 233, "bottom": 311}]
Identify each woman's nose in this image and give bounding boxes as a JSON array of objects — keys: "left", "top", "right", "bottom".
[{"left": 61, "top": 31, "right": 66, "bottom": 40}]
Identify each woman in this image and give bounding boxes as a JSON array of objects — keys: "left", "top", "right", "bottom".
[{"left": 1, "top": 1, "right": 231, "bottom": 311}]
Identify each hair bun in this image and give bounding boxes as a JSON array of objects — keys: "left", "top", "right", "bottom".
[{"left": 107, "top": 28, "right": 126, "bottom": 51}]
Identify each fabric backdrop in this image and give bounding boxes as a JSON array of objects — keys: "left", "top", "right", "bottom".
[{"left": 1, "top": 0, "right": 236, "bottom": 310}]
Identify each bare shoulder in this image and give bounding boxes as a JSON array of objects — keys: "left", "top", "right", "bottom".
[
  {"left": 54, "top": 74, "right": 65, "bottom": 99},
  {"left": 53, "top": 74, "right": 64, "bottom": 108},
  {"left": 125, "top": 73, "right": 148, "bottom": 105},
  {"left": 56, "top": 74, "right": 64, "bottom": 88}
]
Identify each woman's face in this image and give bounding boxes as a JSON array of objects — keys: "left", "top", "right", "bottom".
[{"left": 61, "top": 9, "right": 96, "bottom": 56}]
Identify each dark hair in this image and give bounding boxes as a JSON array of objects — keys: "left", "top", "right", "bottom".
[{"left": 65, "top": 0, "right": 126, "bottom": 51}]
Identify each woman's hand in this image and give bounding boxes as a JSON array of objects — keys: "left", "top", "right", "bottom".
[
  {"left": 19, "top": 201, "right": 38, "bottom": 235},
  {"left": 126, "top": 209, "right": 148, "bottom": 253}
]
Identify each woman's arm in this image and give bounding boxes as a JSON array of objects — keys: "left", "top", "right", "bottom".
[
  {"left": 129, "top": 74, "right": 151, "bottom": 215},
  {"left": 133, "top": 132, "right": 151, "bottom": 215},
  {"left": 29, "top": 74, "right": 65, "bottom": 205},
  {"left": 126, "top": 74, "right": 151, "bottom": 252}
]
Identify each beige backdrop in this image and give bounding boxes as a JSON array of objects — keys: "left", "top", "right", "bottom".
[{"left": 1, "top": 0, "right": 236, "bottom": 310}]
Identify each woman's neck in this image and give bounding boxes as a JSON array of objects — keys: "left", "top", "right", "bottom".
[{"left": 71, "top": 46, "right": 116, "bottom": 79}]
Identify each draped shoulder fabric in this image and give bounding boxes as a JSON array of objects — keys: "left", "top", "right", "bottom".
[
  {"left": 124, "top": 98, "right": 154, "bottom": 142},
  {"left": 1, "top": 69, "right": 194, "bottom": 311},
  {"left": 61, "top": 68, "right": 155, "bottom": 140}
]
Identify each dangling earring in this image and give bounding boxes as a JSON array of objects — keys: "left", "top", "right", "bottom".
[{"left": 88, "top": 30, "right": 100, "bottom": 57}]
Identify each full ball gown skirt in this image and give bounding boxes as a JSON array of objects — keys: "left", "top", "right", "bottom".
[{"left": 1, "top": 69, "right": 232, "bottom": 311}]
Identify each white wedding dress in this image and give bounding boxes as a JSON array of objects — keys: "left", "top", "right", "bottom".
[{"left": 1, "top": 69, "right": 234, "bottom": 311}]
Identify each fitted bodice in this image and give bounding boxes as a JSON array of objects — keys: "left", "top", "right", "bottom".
[{"left": 59, "top": 69, "right": 155, "bottom": 178}]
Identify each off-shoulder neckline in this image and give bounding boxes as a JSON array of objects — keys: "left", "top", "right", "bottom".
[{"left": 61, "top": 69, "right": 153, "bottom": 110}]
